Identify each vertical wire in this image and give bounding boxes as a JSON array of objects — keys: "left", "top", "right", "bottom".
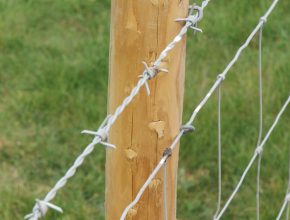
[
  {"left": 286, "top": 145, "right": 290, "bottom": 220},
  {"left": 256, "top": 24, "right": 264, "bottom": 220},
  {"left": 163, "top": 161, "right": 168, "bottom": 220},
  {"left": 214, "top": 84, "right": 222, "bottom": 219},
  {"left": 256, "top": 154, "right": 262, "bottom": 220}
]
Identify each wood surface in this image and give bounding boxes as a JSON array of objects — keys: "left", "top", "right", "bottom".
[{"left": 106, "top": 0, "right": 189, "bottom": 219}]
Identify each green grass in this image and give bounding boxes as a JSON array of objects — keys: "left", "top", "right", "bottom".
[{"left": 0, "top": 0, "right": 289, "bottom": 219}]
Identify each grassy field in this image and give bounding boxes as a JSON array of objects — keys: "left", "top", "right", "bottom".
[{"left": 0, "top": 0, "right": 289, "bottom": 219}]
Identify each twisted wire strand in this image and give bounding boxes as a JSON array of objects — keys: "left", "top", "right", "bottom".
[
  {"left": 119, "top": 1, "right": 212, "bottom": 218},
  {"left": 213, "top": 84, "right": 222, "bottom": 219},
  {"left": 25, "top": 137, "right": 103, "bottom": 220},
  {"left": 25, "top": 76, "right": 149, "bottom": 220},
  {"left": 214, "top": 96, "right": 290, "bottom": 220},
  {"left": 25, "top": 2, "right": 208, "bottom": 219},
  {"left": 154, "top": 4, "right": 204, "bottom": 67},
  {"left": 154, "top": 21, "right": 192, "bottom": 68},
  {"left": 256, "top": 23, "right": 265, "bottom": 220},
  {"left": 120, "top": 1, "right": 281, "bottom": 219},
  {"left": 104, "top": 75, "right": 148, "bottom": 134}
]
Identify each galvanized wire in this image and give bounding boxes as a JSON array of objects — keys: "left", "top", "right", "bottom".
[
  {"left": 276, "top": 146, "right": 290, "bottom": 220},
  {"left": 26, "top": 0, "right": 286, "bottom": 219},
  {"left": 120, "top": 132, "right": 184, "bottom": 220},
  {"left": 25, "top": 2, "right": 208, "bottom": 220},
  {"left": 256, "top": 23, "right": 265, "bottom": 220},
  {"left": 215, "top": 96, "right": 290, "bottom": 220},
  {"left": 213, "top": 84, "right": 222, "bottom": 219},
  {"left": 277, "top": 194, "right": 290, "bottom": 220},
  {"left": 120, "top": 1, "right": 212, "bottom": 218},
  {"left": 120, "top": 1, "right": 283, "bottom": 219}
]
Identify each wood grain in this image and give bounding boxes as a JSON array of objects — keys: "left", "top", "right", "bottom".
[{"left": 106, "top": 0, "right": 189, "bottom": 219}]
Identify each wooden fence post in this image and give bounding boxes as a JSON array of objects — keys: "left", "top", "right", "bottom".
[{"left": 106, "top": 0, "right": 189, "bottom": 219}]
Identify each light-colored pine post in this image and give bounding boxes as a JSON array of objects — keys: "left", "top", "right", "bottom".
[{"left": 106, "top": 0, "right": 189, "bottom": 219}]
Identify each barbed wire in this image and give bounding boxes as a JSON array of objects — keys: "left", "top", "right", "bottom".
[
  {"left": 214, "top": 96, "right": 290, "bottom": 220},
  {"left": 24, "top": 2, "right": 208, "bottom": 220},
  {"left": 24, "top": 0, "right": 287, "bottom": 219},
  {"left": 120, "top": 0, "right": 284, "bottom": 219}
]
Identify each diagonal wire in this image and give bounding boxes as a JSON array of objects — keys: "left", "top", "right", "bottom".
[
  {"left": 120, "top": 132, "right": 184, "bottom": 220},
  {"left": 25, "top": 77, "right": 150, "bottom": 220},
  {"left": 120, "top": 1, "right": 282, "bottom": 219},
  {"left": 214, "top": 96, "right": 290, "bottom": 220},
  {"left": 256, "top": 22, "right": 265, "bottom": 220},
  {"left": 276, "top": 145, "right": 290, "bottom": 220},
  {"left": 25, "top": 2, "right": 206, "bottom": 219},
  {"left": 277, "top": 196, "right": 290, "bottom": 220}
]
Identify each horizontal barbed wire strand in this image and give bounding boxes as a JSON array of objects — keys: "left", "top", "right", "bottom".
[
  {"left": 120, "top": 1, "right": 283, "bottom": 218},
  {"left": 256, "top": 22, "right": 265, "bottom": 220},
  {"left": 25, "top": 3, "right": 205, "bottom": 220},
  {"left": 214, "top": 96, "right": 290, "bottom": 220}
]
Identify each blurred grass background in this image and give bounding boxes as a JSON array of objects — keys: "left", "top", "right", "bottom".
[{"left": 0, "top": 0, "right": 289, "bottom": 219}]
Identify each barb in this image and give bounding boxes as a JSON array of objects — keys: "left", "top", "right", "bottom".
[
  {"left": 25, "top": 1, "right": 207, "bottom": 219},
  {"left": 81, "top": 115, "right": 116, "bottom": 149},
  {"left": 154, "top": 2, "right": 205, "bottom": 68},
  {"left": 120, "top": 1, "right": 282, "bottom": 219},
  {"left": 214, "top": 96, "right": 290, "bottom": 220},
  {"left": 175, "top": 5, "right": 204, "bottom": 33},
  {"left": 25, "top": 116, "right": 112, "bottom": 219},
  {"left": 24, "top": 200, "right": 63, "bottom": 220}
]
